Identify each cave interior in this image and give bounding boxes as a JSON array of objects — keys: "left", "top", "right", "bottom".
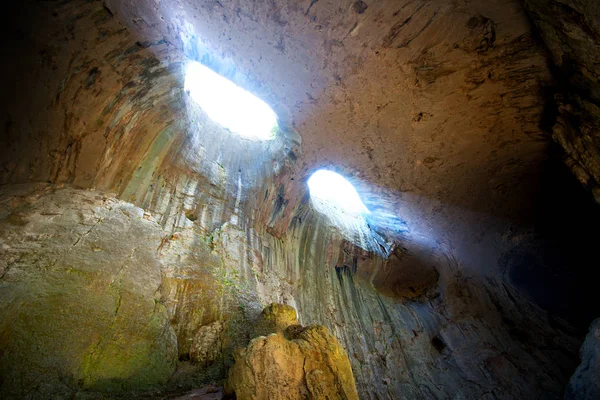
[{"left": 1, "top": 0, "right": 600, "bottom": 399}]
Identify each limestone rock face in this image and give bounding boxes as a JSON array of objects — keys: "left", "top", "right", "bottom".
[
  {"left": 0, "top": 184, "right": 177, "bottom": 398},
  {"left": 189, "top": 321, "right": 224, "bottom": 366},
  {"left": 254, "top": 303, "right": 299, "bottom": 337},
  {"left": 226, "top": 305, "right": 358, "bottom": 400},
  {"left": 0, "top": 184, "right": 267, "bottom": 398},
  {"left": 566, "top": 318, "right": 600, "bottom": 399}
]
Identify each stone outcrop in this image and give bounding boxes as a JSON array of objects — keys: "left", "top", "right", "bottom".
[
  {"left": 566, "top": 318, "right": 600, "bottom": 399},
  {"left": 253, "top": 303, "right": 300, "bottom": 337},
  {"left": 0, "top": 184, "right": 177, "bottom": 398},
  {"left": 0, "top": 184, "right": 584, "bottom": 399},
  {"left": 226, "top": 304, "right": 359, "bottom": 400},
  {"left": 0, "top": 184, "right": 254, "bottom": 398}
]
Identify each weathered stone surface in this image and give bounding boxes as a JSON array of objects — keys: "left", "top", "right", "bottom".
[
  {"left": 521, "top": 0, "right": 600, "bottom": 203},
  {"left": 566, "top": 318, "right": 600, "bottom": 399},
  {"left": 189, "top": 321, "right": 224, "bottom": 366},
  {"left": 339, "top": 242, "right": 440, "bottom": 300},
  {"left": 0, "top": 184, "right": 583, "bottom": 399},
  {"left": 254, "top": 303, "right": 299, "bottom": 337},
  {"left": 226, "top": 305, "right": 359, "bottom": 400},
  {"left": 0, "top": 184, "right": 177, "bottom": 398}
]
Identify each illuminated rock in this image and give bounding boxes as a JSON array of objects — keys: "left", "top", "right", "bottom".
[{"left": 225, "top": 304, "right": 359, "bottom": 400}]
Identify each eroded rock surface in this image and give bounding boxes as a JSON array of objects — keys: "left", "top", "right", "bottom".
[
  {"left": 189, "top": 321, "right": 224, "bottom": 366},
  {"left": 0, "top": 184, "right": 177, "bottom": 398},
  {"left": 254, "top": 303, "right": 299, "bottom": 337},
  {"left": 0, "top": 179, "right": 587, "bottom": 399},
  {"left": 566, "top": 318, "right": 600, "bottom": 399},
  {"left": 522, "top": 0, "right": 600, "bottom": 203},
  {"left": 226, "top": 304, "right": 359, "bottom": 400}
]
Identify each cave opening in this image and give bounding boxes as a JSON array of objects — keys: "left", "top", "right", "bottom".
[
  {"left": 307, "top": 169, "right": 368, "bottom": 216},
  {"left": 306, "top": 169, "right": 389, "bottom": 255},
  {"left": 184, "top": 60, "right": 278, "bottom": 141}
]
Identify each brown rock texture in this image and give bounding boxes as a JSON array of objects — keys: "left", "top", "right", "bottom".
[
  {"left": 0, "top": 184, "right": 254, "bottom": 398},
  {"left": 190, "top": 321, "right": 224, "bottom": 366},
  {"left": 226, "top": 304, "right": 359, "bottom": 400},
  {"left": 521, "top": 0, "right": 600, "bottom": 203}
]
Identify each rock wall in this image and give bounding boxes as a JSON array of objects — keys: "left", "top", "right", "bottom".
[
  {"left": 566, "top": 318, "right": 600, "bottom": 399},
  {"left": 0, "top": 183, "right": 583, "bottom": 399},
  {"left": 521, "top": 0, "right": 600, "bottom": 204},
  {"left": 0, "top": 185, "right": 177, "bottom": 398}
]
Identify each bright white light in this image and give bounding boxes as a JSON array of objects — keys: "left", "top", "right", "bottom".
[
  {"left": 308, "top": 170, "right": 368, "bottom": 216},
  {"left": 184, "top": 61, "right": 278, "bottom": 140}
]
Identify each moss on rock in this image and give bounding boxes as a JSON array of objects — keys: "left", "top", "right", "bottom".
[
  {"left": 0, "top": 186, "right": 177, "bottom": 399},
  {"left": 253, "top": 303, "right": 299, "bottom": 337}
]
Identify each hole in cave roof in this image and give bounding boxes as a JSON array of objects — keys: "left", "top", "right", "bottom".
[
  {"left": 308, "top": 170, "right": 368, "bottom": 216},
  {"left": 184, "top": 60, "right": 278, "bottom": 141}
]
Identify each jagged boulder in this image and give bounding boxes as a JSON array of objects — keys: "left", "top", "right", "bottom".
[{"left": 225, "top": 304, "right": 358, "bottom": 400}]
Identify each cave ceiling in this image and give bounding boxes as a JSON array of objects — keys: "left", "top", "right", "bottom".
[{"left": 1, "top": 0, "right": 599, "bottom": 308}]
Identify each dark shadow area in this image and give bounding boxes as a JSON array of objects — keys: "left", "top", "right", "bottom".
[{"left": 503, "top": 144, "right": 600, "bottom": 332}]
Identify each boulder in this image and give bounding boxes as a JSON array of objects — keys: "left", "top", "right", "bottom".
[
  {"left": 226, "top": 304, "right": 358, "bottom": 400},
  {"left": 0, "top": 185, "right": 177, "bottom": 398},
  {"left": 253, "top": 303, "right": 299, "bottom": 337}
]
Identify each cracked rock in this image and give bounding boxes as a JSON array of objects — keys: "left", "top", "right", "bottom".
[{"left": 225, "top": 304, "right": 359, "bottom": 400}]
